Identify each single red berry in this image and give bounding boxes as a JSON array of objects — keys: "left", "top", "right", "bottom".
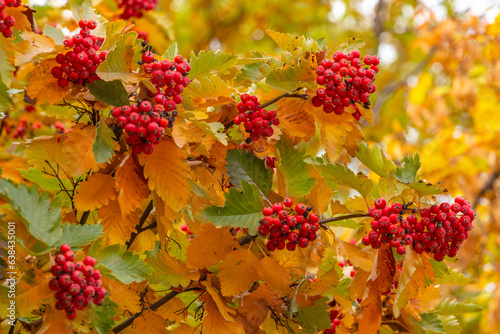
[
  {"left": 284, "top": 198, "right": 293, "bottom": 207},
  {"left": 295, "top": 203, "right": 307, "bottom": 215}
]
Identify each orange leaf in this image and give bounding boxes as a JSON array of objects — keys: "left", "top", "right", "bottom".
[
  {"left": 98, "top": 198, "right": 138, "bottom": 244},
  {"left": 275, "top": 95, "right": 316, "bottom": 140},
  {"left": 334, "top": 237, "right": 375, "bottom": 272},
  {"left": 130, "top": 309, "right": 168, "bottom": 333},
  {"left": 146, "top": 250, "right": 199, "bottom": 288},
  {"left": 115, "top": 154, "right": 149, "bottom": 217},
  {"left": 201, "top": 274, "right": 238, "bottom": 322},
  {"left": 201, "top": 288, "right": 245, "bottom": 334},
  {"left": 16, "top": 268, "right": 53, "bottom": 316},
  {"left": 218, "top": 249, "right": 260, "bottom": 296},
  {"left": 37, "top": 306, "right": 73, "bottom": 334},
  {"left": 308, "top": 168, "right": 334, "bottom": 215},
  {"left": 185, "top": 224, "right": 238, "bottom": 270},
  {"left": 25, "top": 58, "right": 68, "bottom": 104},
  {"left": 357, "top": 297, "right": 382, "bottom": 334},
  {"left": 153, "top": 191, "right": 177, "bottom": 248},
  {"left": 301, "top": 268, "right": 340, "bottom": 296},
  {"left": 139, "top": 138, "right": 191, "bottom": 211},
  {"left": 5, "top": 5, "right": 33, "bottom": 34},
  {"left": 257, "top": 256, "right": 292, "bottom": 295},
  {"left": 63, "top": 124, "right": 101, "bottom": 176},
  {"left": 156, "top": 296, "right": 187, "bottom": 323},
  {"left": 102, "top": 277, "right": 143, "bottom": 313},
  {"left": 73, "top": 173, "right": 117, "bottom": 211}
]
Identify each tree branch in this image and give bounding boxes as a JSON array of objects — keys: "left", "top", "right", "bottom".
[
  {"left": 473, "top": 169, "right": 500, "bottom": 209},
  {"left": 318, "top": 213, "right": 370, "bottom": 225},
  {"left": 125, "top": 200, "right": 154, "bottom": 250},
  {"left": 79, "top": 211, "right": 90, "bottom": 225},
  {"left": 112, "top": 288, "right": 203, "bottom": 333},
  {"left": 260, "top": 92, "right": 309, "bottom": 109}
]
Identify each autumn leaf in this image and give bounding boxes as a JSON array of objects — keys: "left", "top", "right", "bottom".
[
  {"left": 267, "top": 30, "right": 323, "bottom": 54},
  {"left": 266, "top": 59, "right": 316, "bottom": 93},
  {"left": 115, "top": 155, "right": 149, "bottom": 217},
  {"left": 188, "top": 50, "right": 238, "bottom": 79},
  {"left": 185, "top": 224, "right": 238, "bottom": 269},
  {"left": 257, "top": 257, "right": 292, "bottom": 295},
  {"left": 315, "top": 162, "right": 373, "bottom": 198},
  {"left": 25, "top": 59, "right": 68, "bottom": 104},
  {"left": 201, "top": 274, "right": 238, "bottom": 321},
  {"left": 183, "top": 76, "right": 235, "bottom": 109},
  {"left": 101, "top": 277, "right": 143, "bottom": 313},
  {"left": 130, "top": 309, "right": 168, "bottom": 333},
  {"left": 274, "top": 95, "right": 316, "bottom": 140},
  {"left": 356, "top": 142, "right": 397, "bottom": 179},
  {"left": 98, "top": 198, "right": 138, "bottom": 244},
  {"left": 96, "top": 31, "right": 141, "bottom": 82},
  {"left": 147, "top": 250, "right": 199, "bottom": 288},
  {"left": 225, "top": 149, "right": 273, "bottom": 196},
  {"left": 73, "top": 173, "right": 117, "bottom": 211},
  {"left": 218, "top": 249, "right": 260, "bottom": 296},
  {"left": 139, "top": 138, "right": 191, "bottom": 211},
  {"left": 201, "top": 292, "right": 245, "bottom": 334}
]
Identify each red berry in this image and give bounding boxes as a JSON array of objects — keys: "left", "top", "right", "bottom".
[{"left": 284, "top": 198, "right": 293, "bottom": 207}]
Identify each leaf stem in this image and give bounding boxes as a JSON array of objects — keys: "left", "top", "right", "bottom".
[{"left": 125, "top": 200, "right": 154, "bottom": 250}]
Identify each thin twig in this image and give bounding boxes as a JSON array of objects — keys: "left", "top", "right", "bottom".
[
  {"left": 318, "top": 213, "right": 370, "bottom": 225},
  {"left": 8, "top": 319, "right": 16, "bottom": 334},
  {"left": 44, "top": 160, "right": 75, "bottom": 208},
  {"left": 260, "top": 92, "right": 309, "bottom": 109},
  {"left": 79, "top": 211, "right": 90, "bottom": 225},
  {"left": 125, "top": 200, "right": 154, "bottom": 250}
]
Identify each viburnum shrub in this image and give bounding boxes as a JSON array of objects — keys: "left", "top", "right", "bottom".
[
  {"left": 311, "top": 50, "right": 379, "bottom": 119},
  {"left": 259, "top": 198, "right": 320, "bottom": 251},
  {"left": 361, "top": 197, "right": 475, "bottom": 261},
  {"left": 117, "top": 0, "right": 158, "bottom": 19},
  {"left": 51, "top": 20, "right": 107, "bottom": 87},
  {"left": 49, "top": 245, "right": 105, "bottom": 319},
  {"left": 234, "top": 94, "right": 279, "bottom": 142},
  {"left": 0, "top": 0, "right": 20, "bottom": 38}
]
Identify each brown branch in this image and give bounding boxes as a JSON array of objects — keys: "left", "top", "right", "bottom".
[
  {"left": 125, "top": 200, "right": 154, "bottom": 250},
  {"left": 319, "top": 213, "right": 370, "bottom": 225},
  {"left": 44, "top": 160, "right": 75, "bottom": 209},
  {"left": 473, "top": 169, "right": 500, "bottom": 209},
  {"left": 239, "top": 234, "right": 258, "bottom": 246},
  {"left": 112, "top": 288, "right": 203, "bottom": 333},
  {"left": 79, "top": 211, "right": 90, "bottom": 225},
  {"left": 260, "top": 92, "right": 309, "bottom": 110}
]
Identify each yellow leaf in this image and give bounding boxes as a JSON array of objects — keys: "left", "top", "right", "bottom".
[
  {"left": 200, "top": 289, "right": 245, "bottom": 334},
  {"left": 98, "top": 199, "right": 138, "bottom": 244},
  {"left": 272, "top": 240, "right": 323, "bottom": 277},
  {"left": 129, "top": 229, "right": 157, "bottom": 253},
  {"left": 154, "top": 191, "right": 177, "bottom": 248},
  {"left": 115, "top": 154, "right": 149, "bottom": 217},
  {"left": 201, "top": 274, "right": 237, "bottom": 322},
  {"left": 171, "top": 322, "right": 198, "bottom": 334},
  {"left": 25, "top": 59, "right": 68, "bottom": 104},
  {"left": 139, "top": 139, "right": 191, "bottom": 211},
  {"left": 184, "top": 76, "right": 236, "bottom": 109},
  {"left": 146, "top": 250, "right": 199, "bottom": 288},
  {"left": 37, "top": 305, "right": 73, "bottom": 334},
  {"left": 130, "top": 309, "right": 168, "bottom": 333},
  {"left": 186, "top": 224, "right": 238, "bottom": 270},
  {"left": 257, "top": 257, "right": 292, "bottom": 295},
  {"left": 218, "top": 249, "right": 260, "bottom": 296},
  {"left": 5, "top": 5, "right": 33, "bottom": 34},
  {"left": 15, "top": 31, "right": 55, "bottom": 65},
  {"left": 16, "top": 269, "right": 53, "bottom": 316},
  {"left": 274, "top": 95, "right": 316, "bottom": 140},
  {"left": 102, "top": 277, "right": 142, "bottom": 313},
  {"left": 156, "top": 296, "right": 187, "bottom": 323},
  {"left": 73, "top": 173, "right": 117, "bottom": 211},
  {"left": 63, "top": 124, "right": 101, "bottom": 176},
  {"left": 334, "top": 237, "right": 375, "bottom": 272},
  {"left": 308, "top": 168, "right": 334, "bottom": 215},
  {"left": 301, "top": 268, "right": 340, "bottom": 296}
]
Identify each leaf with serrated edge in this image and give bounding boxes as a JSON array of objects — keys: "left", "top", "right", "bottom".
[
  {"left": 93, "top": 120, "right": 118, "bottom": 164},
  {"left": 189, "top": 50, "right": 238, "bottom": 79},
  {"left": 95, "top": 244, "right": 152, "bottom": 284},
  {"left": 394, "top": 153, "right": 421, "bottom": 184},
  {"left": 69, "top": 0, "right": 107, "bottom": 37},
  {"left": 434, "top": 298, "right": 482, "bottom": 314},
  {"left": 26, "top": 59, "right": 68, "bottom": 104},
  {"left": 91, "top": 299, "right": 118, "bottom": 334},
  {"left": 87, "top": 80, "right": 130, "bottom": 107},
  {"left": 218, "top": 249, "right": 259, "bottom": 296},
  {"left": 43, "top": 25, "right": 65, "bottom": 45},
  {"left": 316, "top": 163, "right": 373, "bottom": 198},
  {"left": 96, "top": 31, "right": 140, "bottom": 82},
  {"left": 356, "top": 142, "right": 396, "bottom": 178},
  {"left": 73, "top": 173, "right": 117, "bottom": 211},
  {"left": 266, "top": 59, "right": 316, "bottom": 93},
  {"left": 296, "top": 296, "right": 332, "bottom": 331},
  {"left": 164, "top": 42, "right": 178, "bottom": 59},
  {"left": 146, "top": 250, "right": 199, "bottom": 288},
  {"left": 225, "top": 149, "right": 273, "bottom": 196}
]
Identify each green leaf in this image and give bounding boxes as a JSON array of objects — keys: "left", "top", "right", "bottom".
[
  {"left": 435, "top": 269, "right": 475, "bottom": 285},
  {"left": 87, "top": 80, "right": 130, "bottom": 107},
  {"left": 339, "top": 37, "right": 366, "bottom": 53},
  {"left": 296, "top": 296, "right": 332, "bottom": 332},
  {"left": 95, "top": 244, "right": 153, "bottom": 284},
  {"left": 418, "top": 313, "right": 445, "bottom": 333},
  {"left": 96, "top": 31, "right": 141, "bottom": 83},
  {"left": 409, "top": 180, "right": 444, "bottom": 197},
  {"left": 188, "top": 50, "right": 238, "bottom": 79},
  {"left": 68, "top": 0, "right": 107, "bottom": 37},
  {"left": 438, "top": 315, "right": 461, "bottom": 333},
  {"left": 202, "top": 181, "right": 264, "bottom": 234},
  {"left": 394, "top": 153, "right": 421, "bottom": 184},
  {"left": 235, "top": 57, "right": 282, "bottom": 84},
  {"left": 225, "top": 149, "right": 273, "bottom": 196},
  {"left": 0, "top": 80, "right": 14, "bottom": 111},
  {"left": 434, "top": 298, "right": 482, "bottom": 315},
  {"left": 39, "top": 103, "right": 79, "bottom": 119},
  {"left": 163, "top": 42, "right": 178, "bottom": 59},
  {"left": 146, "top": 251, "right": 193, "bottom": 288},
  {"left": 43, "top": 25, "right": 65, "bottom": 45},
  {"left": 93, "top": 120, "right": 117, "bottom": 164},
  {"left": 315, "top": 163, "right": 372, "bottom": 198},
  {"left": 429, "top": 259, "right": 449, "bottom": 279},
  {"left": 18, "top": 167, "right": 72, "bottom": 193},
  {"left": 276, "top": 139, "right": 316, "bottom": 197},
  {"left": 266, "top": 61, "right": 316, "bottom": 93},
  {"left": 328, "top": 219, "right": 363, "bottom": 229},
  {"left": 60, "top": 223, "right": 103, "bottom": 249},
  {"left": 0, "top": 36, "right": 16, "bottom": 86},
  {"left": 0, "top": 179, "right": 62, "bottom": 248},
  {"left": 91, "top": 298, "right": 118, "bottom": 334},
  {"left": 356, "top": 142, "right": 396, "bottom": 178},
  {"left": 100, "top": 20, "right": 128, "bottom": 51}
]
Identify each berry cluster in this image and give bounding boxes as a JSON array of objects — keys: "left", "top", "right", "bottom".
[
  {"left": 234, "top": 94, "right": 279, "bottom": 142},
  {"left": 117, "top": 0, "right": 158, "bottom": 19},
  {"left": 51, "top": 19, "right": 107, "bottom": 87},
  {"left": 258, "top": 198, "right": 320, "bottom": 251},
  {"left": 139, "top": 43, "right": 190, "bottom": 120},
  {"left": 361, "top": 197, "right": 475, "bottom": 261},
  {"left": 311, "top": 50, "right": 379, "bottom": 119},
  {"left": 111, "top": 100, "right": 172, "bottom": 154},
  {"left": 338, "top": 259, "right": 356, "bottom": 278},
  {"left": 48, "top": 244, "right": 106, "bottom": 319},
  {"left": 0, "top": 0, "right": 20, "bottom": 38},
  {"left": 324, "top": 300, "right": 343, "bottom": 334}
]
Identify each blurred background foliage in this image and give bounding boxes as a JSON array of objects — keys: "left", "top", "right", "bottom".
[{"left": 8, "top": 0, "right": 500, "bottom": 332}]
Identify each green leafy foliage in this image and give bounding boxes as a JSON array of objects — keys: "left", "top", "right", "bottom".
[
  {"left": 164, "top": 42, "right": 178, "bottom": 59},
  {"left": 276, "top": 139, "right": 316, "bottom": 197},
  {"left": 0, "top": 179, "right": 62, "bottom": 249},
  {"left": 96, "top": 31, "right": 140, "bottom": 82},
  {"left": 295, "top": 296, "right": 332, "bottom": 332},
  {"left": 60, "top": 223, "right": 103, "bottom": 249},
  {"left": 266, "top": 61, "right": 316, "bottom": 93},
  {"left": 356, "top": 142, "right": 396, "bottom": 178},
  {"left": 95, "top": 244, "right": 153, "bottom": 284},
  {"left": 328, "top": 219, "right": 364, "bottom": 229},
  {"left": 225, "top": 149, "right": 273, "bottom": 196},
  {"left": 394, "top": 153, "right": 421, "bottom": 184},
  {"left": 91, "top": 299, "right": 118, "bottom": 334},
  {"left": 93, "top": 120, "right": 117, "bottom": 164},
  {"left": 316, "top": 163, "right": 372, "bottom": 197},
  {"left": 0, "top": 81, "right": 14, "bottom": 110},
  {"left": 202, "top": 181, "right": 264, "bottom": 234},
  {"left": 43, "top": 25, "right": 65, "bottom": 45},
  {"left": 87, "top": 80, "right": 130, "bottom": 108},
  {"left": 19, "top": 167, "right": 71, "bottom": 193},
  {"left": 188, "top": 50, "right": 238, "bottom": 79},
  {"left": 434, "top": 298, "right": 482, "bottom": 315}
]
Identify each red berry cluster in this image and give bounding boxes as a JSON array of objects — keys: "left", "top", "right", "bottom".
[
  {"left": 51, "top": 19, "right": 107, "bottom": 87},
  {"left": 234, "top": 94, "right": 279, "bottom": 142},
  {"left": 111, "top": 100, "right": 171, "bottom": 154},
  {"left": 0, "top": 0, "right": 20, "bottom": 38},
  {"left": 324, "top": 300, "right": 342, "bottom": 334},
  {"left": 48, "top": 244, "right": 106, "bottom": 319},
  {"left": 259, "top": 198, "right": 320, "bottom": 251},
  {"left": 311, "top": 50, "right": 379, "bottom": 119},
  {"left": 139, "top": 43, "right": 190, "bottom": 119},
  {"left": 361, "top": 197, "right": 475, "bottom": 261},
  {"left": 117, "top": 0, "right": 158, "bottom": 19}
]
